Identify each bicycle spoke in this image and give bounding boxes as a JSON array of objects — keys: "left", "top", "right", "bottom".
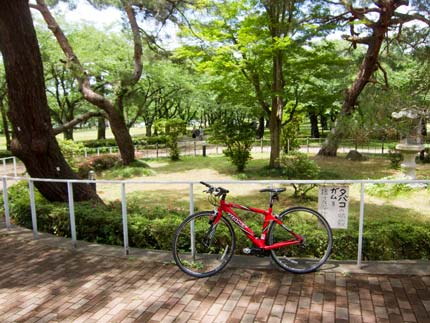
[
  {"left": 268, "top": 207, "right": 332, "bottom": 274},
  {"left": 173, "top": 212, "right": 235, "bottom": 278}
]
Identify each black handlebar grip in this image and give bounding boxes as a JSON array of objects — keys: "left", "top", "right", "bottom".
[{"left": 200, "top": 181, "right": 212, "bottom": 188}]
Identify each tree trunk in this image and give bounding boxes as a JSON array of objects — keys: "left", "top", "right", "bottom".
[
  {"left": 32, "top": 0, "right": 140, "bottom": 165},
  {"left": 109, "top": 110, "right": 135, "bottom": 164},
  {"left": 63, "top": 126, "right": 73, "bottom": 140},
  {"left": 0, "top": 98, "right": 11, "bottom": 150},
  {"left": 97, "top": 116, "right": 106, "bottom": 140},
  {"left": 256, "top": 115, "right": 265, "bottom": 139},
  {"left": 318, "top": 1, "right": 401, "bottom": 156},
  {"left": 0, "top": 0, "right": 100, "bottom": 202},
  {"left": 320, "top": 114, "right": 328, "bottom": 131},
  {"left": 269, "top": 52, "right": 284, "bottom": 168},
  {"left": 146, "top": 122, "right": 153, "bottom": 137},
  {"left": 309, "top": 111, "right": 320, "bottom": 138}
]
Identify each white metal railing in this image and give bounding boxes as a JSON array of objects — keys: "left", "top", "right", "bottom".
[
  {"left": 0, "top": 157, "right": 17, "bottom": 176},
  {"left": 1, "top": 176, "right": 429, "bottom": 266},
  {"left": 78, "top": 138, "right": 430, "bottom": 159}
]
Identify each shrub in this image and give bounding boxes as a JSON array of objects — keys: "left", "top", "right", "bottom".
[
  {"left": 387, "top": 146, "right": 403, "bottom": 169},
  {"left": 281, "top": 115, "right": 302, "bottom": 153},
  {"left": 77, "top": 154, "right": 121, "bottom": 178},
  {"left": 279, "top": 152, "right": 320, "bottom": 198},
  {"left": 58, "top": 139, "right": 85, "bottom": 168},
  {"left": 81, "top": 138, "right": 117, "bottom": 148},
  {"left": 3, "top": 182, "right": 430, "bottom": 261},
  {"left": 0, "top": 150, "right": 13, "bottom": 158},
  {"left": 155, "top": 119, "right": 186, "bottom": 161},
  {"left": 210, "top": 118, "right": 255, "bottom": 172},
  {"left": 103, "top": 160, "right": 154, "bottom": 179}
]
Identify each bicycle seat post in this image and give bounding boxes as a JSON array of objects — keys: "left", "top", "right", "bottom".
[{"left": 269, "top": 192, "right": 278, "bottom": 208}]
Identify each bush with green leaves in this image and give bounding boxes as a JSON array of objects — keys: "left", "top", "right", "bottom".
[
  {"left": 387, "top": 147, "right": 403, "bottom": 169},
  {"left": 210, "top": 118, "right": 256, "bottom": 172},
  {"left": 365, "top": 176, "right": 414, "bottom": 197},
  {"left": 0, "top": 150, "right": 13, "bottom": 158},
  {"left": 155, "top": 119, "right": 186, "bottom": 161},
  {"left": 281, "top": 115, "right": 302, "bottom": 153},
  {"left": 102, "top": 160, "right": 154, "bottom": 179},
  {"left": 77, "top": 154, "right": 121, "bottom": 178},
  {"left": 3, "top": 182, "right": 430, "bottom": 261},
  {"left": 81, "top": 138, "right": 117, "bottom": 148},
  {"left": 81, "top": 136, "right": 168, "bottom": 150},
  {"left": 279, "top": 152, "right": 320, "bottom": 198},
  {"left": 58, "top": 139, "right": 85, "bottom": 168}
]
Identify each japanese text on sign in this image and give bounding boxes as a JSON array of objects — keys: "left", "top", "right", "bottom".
[{"left": 318, "top": 186, "right": 349, "bottom": 229}]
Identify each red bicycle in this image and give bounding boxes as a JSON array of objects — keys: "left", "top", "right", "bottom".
[{"left": 172, "top": 182, "right": 333, "bottom": 278}]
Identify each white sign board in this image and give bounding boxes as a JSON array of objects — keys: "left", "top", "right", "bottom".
[{"left": 318, "top": 186, "right": 349, "bottom": 229}]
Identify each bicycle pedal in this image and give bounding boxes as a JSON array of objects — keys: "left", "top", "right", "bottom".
[
  {"left": 242, "top": 248, "right": 251, "bottom": 254},
  {"left": 243, "top": 248, "right": 269, "bottom": 257}
]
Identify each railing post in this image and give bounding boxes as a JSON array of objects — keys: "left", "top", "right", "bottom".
[
  {"left": 121, "top": 182, "right": 129, "bottom": 255},
  {"left": 2, "top": 158, "right": 6, "bottom": 175},
  {"left": 28, "top": 180, "right": 38, "bottom": 239},
  {"left": 67, "top": 182, "right": 77, "bottom": 249},
  {"left": 97, "top": 147, "right": 100, "bottom": 156},
  {"left": 2, "top": 177, "right": 11, "bottom": 229},
  {"left": 189, "top": 183, "right": 195, "bottom": 258},
  {"left": 84, "top": 148, "right": 87, "bottom": 158},
  {"left": 13, "top": 157, "right": 17, "bottom": 177},
  {"left": 357, "top": 182, "right": 365, "bottom": 267}
]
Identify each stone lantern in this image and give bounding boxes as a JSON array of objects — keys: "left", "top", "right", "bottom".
[{"left": 392, "top": 108, "right": 425, "bottom": 179}]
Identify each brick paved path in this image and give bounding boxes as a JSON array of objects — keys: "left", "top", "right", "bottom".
[{"left": 1, "top": 233, "right": 430, "bottom": 323}]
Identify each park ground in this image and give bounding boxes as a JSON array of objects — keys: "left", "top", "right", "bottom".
[{"left": 1, "top": 218, "right": 430, "bottom": 323}]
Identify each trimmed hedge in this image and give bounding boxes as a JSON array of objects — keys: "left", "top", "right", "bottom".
[
  {"left": 3, "top": 182, "right": 430, "bottom": 260},
  {"left": 0, "top": 150, "right": 13, "bottom": 159},
  {"left": 80, "top": 135, "right": 169, "bottom": 149}
]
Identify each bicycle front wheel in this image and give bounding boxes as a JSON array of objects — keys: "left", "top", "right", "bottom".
[
  {"left": 268, "top": 207, "right": 332, "bottom": 274},
  {"left": 172, "top": 211, "right": 236, "bottom": 278}
]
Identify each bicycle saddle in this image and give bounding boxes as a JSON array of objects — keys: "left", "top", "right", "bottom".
[{"left": 259, "top": 188, "right": 286, "bottom": 193}]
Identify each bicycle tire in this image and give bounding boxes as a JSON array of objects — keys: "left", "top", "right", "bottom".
[
  {"left": 172, "top": 211, "right": 236, "bottom": 278},
  {"left": 267, "top": 206, "right": 333, "bottom": 274}
]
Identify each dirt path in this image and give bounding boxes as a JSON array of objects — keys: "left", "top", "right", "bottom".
[{"left": 97, "top": 166, "right": 267, "bottom": 201}]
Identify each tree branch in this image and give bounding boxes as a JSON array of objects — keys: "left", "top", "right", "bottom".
[
  {"left": 32, "top": 0, "right": 115, "bottom": 114},
  {"left": 53, "top": 111, "right": 104, "bottom": 135},
  {"left": 121, "top": 0, "right": 143, "bottom": 86}
]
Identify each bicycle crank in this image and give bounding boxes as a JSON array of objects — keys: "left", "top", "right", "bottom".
[{"left": 242, "top": 247, "right": 269, "bottom": 257}]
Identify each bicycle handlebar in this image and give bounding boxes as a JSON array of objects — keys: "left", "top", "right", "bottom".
[{"left": 200, "top": 181, "right": 229, "bottom": 197}]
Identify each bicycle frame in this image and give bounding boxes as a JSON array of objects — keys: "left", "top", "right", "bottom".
[{"left": 213, "top": 198, "right": 304, "bottom": 250}]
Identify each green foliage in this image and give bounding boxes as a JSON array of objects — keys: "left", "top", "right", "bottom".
[
  {"left": 387, "top": 147, "right": 403, "bottom": 169},
  {"left": 77, "top": 154, "right": 121, "bottom": 178},
  {"left": 58, "top": 139, "right": 85, "bottom": 167},
  {"left": 279, "top": 152, "right": 320, "bottom": 198},
  {"left": 366, "top": 177, "right": 413, "bottom": 198},
  {"left": 81, "top": 138, "right": 118, "bottom": 148},
  {"left": 281, "top": 113, "right": 302, "bottom": 153},
  {"left": 210, "top": 118, "right": 256, "bottom": 172},
  {"left": 103, "top": 160, "right": 154, "bottom": 179},
  {"left": 4, "top": 182, "right": 430, "bottom": 261},
  {"left": 81, "top": 136, "right": 169, "bottom": 149},
  {"left": 155, "top": 119, "right": 186, "bottom": 161},
  {"left": 0, "top": 150, "right": 13, "bottom": 158}
]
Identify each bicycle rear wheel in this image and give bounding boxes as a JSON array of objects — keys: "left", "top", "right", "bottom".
[
  {"left": 268, "top": 207, "right": 332, "bottom": 274},
  {"left": 172, "top": 211, "right": 236, "bottom": 278}
]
